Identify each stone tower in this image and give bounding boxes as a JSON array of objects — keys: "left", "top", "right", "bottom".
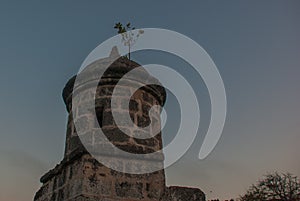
[{"left": 34, "top": 47, "right": 205, "bottom": 201}]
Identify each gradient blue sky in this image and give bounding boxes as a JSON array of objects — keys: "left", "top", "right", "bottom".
[{"left": 0, "top": 1, "right": 300, "bottom": 200}]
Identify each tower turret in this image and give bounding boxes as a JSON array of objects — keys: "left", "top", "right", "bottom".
[{"left": 34, "top": 47, "right": 205, "bottom": 201}]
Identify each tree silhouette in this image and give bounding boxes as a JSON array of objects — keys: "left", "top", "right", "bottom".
[{"left": 240, "top": 172, "right": 300, "bottom": 201}]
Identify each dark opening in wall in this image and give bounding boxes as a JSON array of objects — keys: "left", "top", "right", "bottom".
[{"left": 96, "top": 106, "right": 104, "bottom": 128}]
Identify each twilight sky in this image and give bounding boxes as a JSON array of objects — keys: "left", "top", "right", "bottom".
[{"left": 0, "top": 1, "right": 300, "bottom": 200}]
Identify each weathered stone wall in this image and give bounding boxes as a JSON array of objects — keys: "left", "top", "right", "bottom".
[
  {"left": 34, "top": 153, "right": 166, "bottom": 201},
  {"left": 34, "top": 153, "right": 205, "bottom": 201},
  {"left": 162, "top": 186, "right": 206, "bottom": 201},
  {"left": 65, "top": 81, "right": 164, "bottom": 156}
]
